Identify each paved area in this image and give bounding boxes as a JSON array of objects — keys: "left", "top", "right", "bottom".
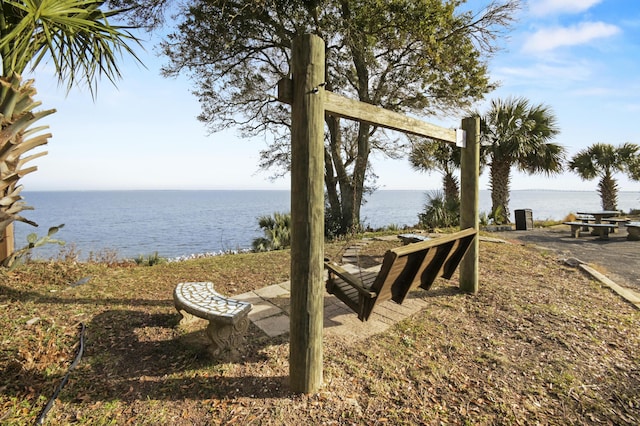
[{"left": 490, "top": 224, "right": 640, "bottom": 290}]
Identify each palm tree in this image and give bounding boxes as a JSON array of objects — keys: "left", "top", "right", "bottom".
[
  {"left": 630, "top": 157, "right": 640, "bottom": 182},
  {"left": 409, "top": 138, "right": 461, "bottom": 202},
  {"left": 1, "top": 0, "right": 140, "bottom": 94},
  {"left": 568, "top": 143, "right": 640, "bottom": 210},
  {"left": 0, "top": 0, "right": 141, "bottom": 260},
  {"left": 480, "top": 97, "right": 565, "bottom": 224}
]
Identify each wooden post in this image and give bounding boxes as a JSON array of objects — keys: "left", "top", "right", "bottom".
[
  {"left": 289, "top": 34, "right": 325, "bottom": 393},
  {"left": 459, "top": 116, "right": 480, "bottom": 293},
  {"left": 0, "top": 223, "right": 14, "bottom": 262}
]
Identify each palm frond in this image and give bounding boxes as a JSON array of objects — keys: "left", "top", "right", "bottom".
[{"left": 0, "top": 0, "right": 143, "bottom": 96}]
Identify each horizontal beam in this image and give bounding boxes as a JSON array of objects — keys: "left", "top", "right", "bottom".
[{"left": 277, "top": 78, "right": 457, "bottom": 143}]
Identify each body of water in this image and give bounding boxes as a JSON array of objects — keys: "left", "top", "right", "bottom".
[{"left": 12, "top": 189, "right": 640, "bottom": 260}]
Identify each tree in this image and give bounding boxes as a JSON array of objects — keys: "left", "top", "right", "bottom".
[
  {"left": 479, "top": 96, "right": 564, "bottom": 224},
  {"left": 630, "top": 157, "right": 640, "bottom": 182},
  {"left": 1, "top": 0, "right": 141, "bottom": 94},
  {"left": 410, "top": 138, "right": 461, "bottom": 201},
  {"left": 0, "top": 0, "right": 142, "bottom": 260},
  {"left": 418, "top": 190, "right": 460, "bottom": 230},
  {"left": 568, "top": 142, "right": 640, "bottom": 211},
  {"left": 124, "top": 0, "right": 519, "bottom": 235}
]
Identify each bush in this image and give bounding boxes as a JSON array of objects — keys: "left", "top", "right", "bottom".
[
  {"left": 134, "top": 252, "right": 166, "bottom": 266},
  {"left": 1, "top": 224, "right": 65, "bottom": 269},
  {"left": 418, "top": 191, "right": 460, "bottom": 230},
  {"left": 252, "top": 212, "right": 291, "bottom": 252}
]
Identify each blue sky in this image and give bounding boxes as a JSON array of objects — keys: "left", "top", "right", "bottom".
[{"left": 22, "top": 0, "right": 640, "bottom": 192}]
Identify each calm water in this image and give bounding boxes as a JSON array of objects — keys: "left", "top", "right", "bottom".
[{"left": 13, "top": 190, "right": 640, "bottom": 260}]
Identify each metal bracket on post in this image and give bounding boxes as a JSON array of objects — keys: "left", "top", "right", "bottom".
[{"left": 456, "top": 129, "right": 466, "bottom": 148}]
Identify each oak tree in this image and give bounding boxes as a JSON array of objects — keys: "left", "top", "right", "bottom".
[{"left": 116, "top": 0, "right": 520, "bottom": 234}]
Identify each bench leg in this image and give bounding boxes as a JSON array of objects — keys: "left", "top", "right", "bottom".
[
  {"left": 206, "top": 315, "right": 250, "bottom": 355},
  {"left": 596, "top": 227, "right": 610, "bottom": 240},
  {"left": 176, "top": 309, "right": 201, "bottom": 326},
  {"left": 570, "top": 225, "right": 581, "bottom": 238},
  {"left": 628, "top": 228, "right": 640, "bottom": 241}
]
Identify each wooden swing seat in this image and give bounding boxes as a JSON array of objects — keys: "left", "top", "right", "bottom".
[{"left": 325, "top": 228, "right": 477, "bottom": 321}]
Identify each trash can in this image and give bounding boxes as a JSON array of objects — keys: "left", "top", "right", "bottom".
[{"left": 514, "top": 209, "right": 533, "bottom": 230}]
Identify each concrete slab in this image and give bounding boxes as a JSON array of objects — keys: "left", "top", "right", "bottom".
[
  {"left": 253, "top": 314, "right": 290, "bottom": 337},
  {"left": 234, "top": 291, "right": 263, "bottom": 305},
  {"left": 277, "top": 281, "right": 291, "bottom": 291},
  {"left": 254, "top": 284, "right": 290, "bottom": 299},
  {"left": 248, "top": 301, "right": 282, "bottom": 321}
]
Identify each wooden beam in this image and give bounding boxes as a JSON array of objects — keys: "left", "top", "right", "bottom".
[
  {"left": 277, "top": 78, "right": 456, "bottom": 143},
  {"left": 459, "top": 116, "right": 480, "bottom": 293},
  {"left": 288, "top": 35, "right": 325, "bottom": 394}
]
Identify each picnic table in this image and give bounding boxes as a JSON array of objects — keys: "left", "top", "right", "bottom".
[
  {"left": 564, "top": 210, "right": 621, "bottom": 240},
  {"left": 576, "top": 210, "right": 619, "bottom": 224}
]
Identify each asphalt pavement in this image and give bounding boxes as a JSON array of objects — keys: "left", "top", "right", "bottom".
[{"left": 489, "top": 224, "right": 639, "bottom": 291}]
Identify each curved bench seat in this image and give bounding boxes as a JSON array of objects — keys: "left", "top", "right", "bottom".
[{"left": 174, "top": 282, "right": 252, "bottom": 355}]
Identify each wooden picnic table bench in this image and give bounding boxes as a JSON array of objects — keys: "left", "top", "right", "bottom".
[
  {"left": 325, "top": 228, "right": 477, "bottom": 321},
  {"left": 174, "top": 282, "right": 252, "bottom": 354}
]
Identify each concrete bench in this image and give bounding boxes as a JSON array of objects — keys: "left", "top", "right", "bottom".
[
  {"left": 563, "top": 222, "right": 617, "bottom": 240},
  {"left": 604, "top": 217, "right": 630, "bottom": 232},
  {"left": 174, "top": 282, "right": 252, "bottom": 355},
  {"left": 626, "top": 222, "right": 640, "bottom": 241},
  {"left": 397, "top": 233, "right": 431, "bottom": 245},
  {"left": 575, "top": 215, "right": 595, "bottom": 231}
]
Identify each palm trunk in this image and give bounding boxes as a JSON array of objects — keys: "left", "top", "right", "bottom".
[
  {"left": 489, "top": 159, "right": 512, "bottom": 224},
  {"left": 443, "top": 171, "right": 460, "bottom": 202},
  {"left": 0, "top": 74, "right": 55, "bottom": 263},
  {"left": 598, "top": 171, "right": 619, "bottom": 211}
]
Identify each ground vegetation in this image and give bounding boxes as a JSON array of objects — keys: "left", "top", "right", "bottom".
[{"left": 2, "top": 236, "right": 639, "bottom": 424}]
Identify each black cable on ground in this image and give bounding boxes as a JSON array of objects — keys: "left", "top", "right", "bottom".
[{"left": 34, "top": 322, "right": 86, "bottom": 426}]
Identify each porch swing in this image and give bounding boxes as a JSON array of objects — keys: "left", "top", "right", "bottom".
[{"left": 324, "top": 227, "right": 477, "bottom": 321}]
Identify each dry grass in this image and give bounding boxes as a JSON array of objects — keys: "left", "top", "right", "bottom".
[{"left": 1, "top": 238, "right": 639, "bottom": 425}]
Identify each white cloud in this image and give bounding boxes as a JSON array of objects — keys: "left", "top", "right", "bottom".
[
  {"left": 523, "top": 21, "right": 620, "bottom": 52},
  {"left": 530, "top": 0, "right": 603, "bottom": 16},
  {"left": 495, "top": 61, "right": 593, "bottom": 84}
]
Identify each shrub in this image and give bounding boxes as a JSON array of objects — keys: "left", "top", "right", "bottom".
[
  {"left": 1, "top": 224, "right": 65, "bottom": 269},
  {"left": 252, "top": 212, "right": 291, "bottom": 252},
  {"left": 418, "top": 191, "right": 460, "bottom": 230},
  {"left": 134, "top": 252, "right": 166, "bottom": 266}
]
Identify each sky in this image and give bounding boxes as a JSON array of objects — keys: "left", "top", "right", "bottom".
[{"left": 21, "top": 0, "right": 640, "bottom": 192}]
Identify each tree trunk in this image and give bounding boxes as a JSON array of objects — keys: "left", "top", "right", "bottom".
[
  {"left": 598, "top": 171, "right": 619, "bottom": 211},
  {"left": 324, "top": 116, "right": 342, "bottom": 232},
  {"left": 443, "top": 171, "right": 460, "bottom": 201},
  {"left": 325, "top": 114, "right": 356, "bottom": 235},
  {"left": 489, "top": 159, "right": 512, "bottom": 224},
  {"left": 323, "top": 118, "right": 372, "bottom": 235},
  {"left": 350, "top": 123, "right": 370, "bottom": 230}
]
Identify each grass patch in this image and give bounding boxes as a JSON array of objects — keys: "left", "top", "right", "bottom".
[{"left": 1, "top": 239, "right": 639, "bottom": 424}]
